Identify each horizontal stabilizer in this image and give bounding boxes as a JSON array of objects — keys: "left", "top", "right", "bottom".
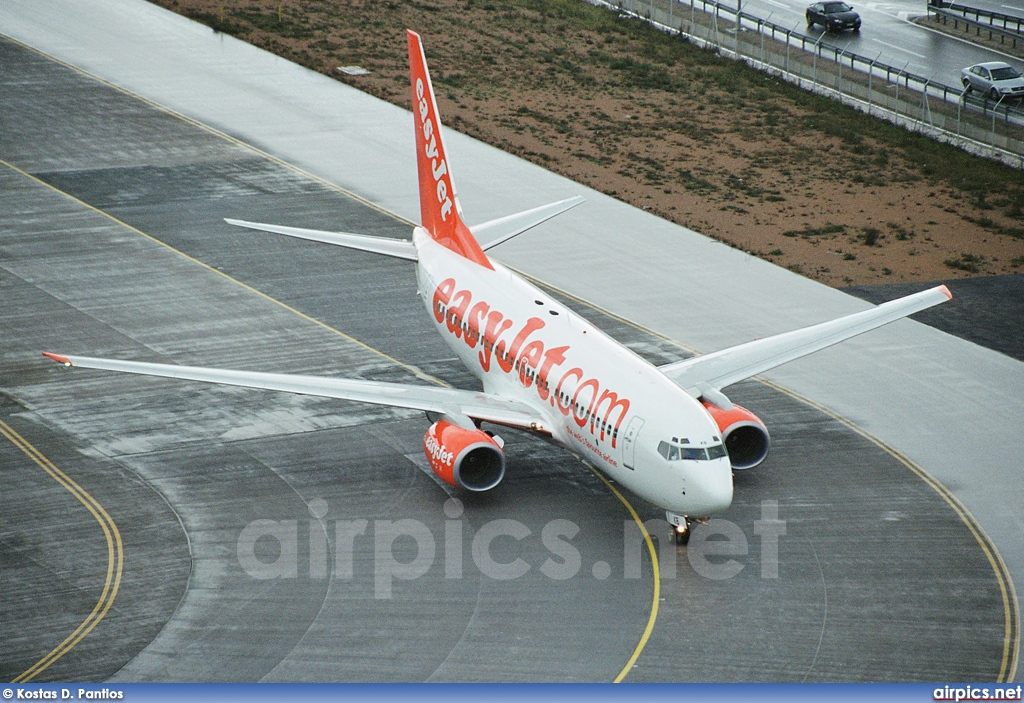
[
  {"left": 225, "top": 218, "right": 418, "bottom": 261},
  {"left": 660, "top": 285, "right": 952, "bottom": 395},
  {"left": 42, "top": 353, "right": 549, "bottom": 433},
  {"left": 471, "top": 196, "right": 585, "bottom": 251}
]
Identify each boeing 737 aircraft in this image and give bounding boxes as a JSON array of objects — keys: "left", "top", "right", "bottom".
[{"left": 44, "top": 30, "right": 950, "bottom": 539}]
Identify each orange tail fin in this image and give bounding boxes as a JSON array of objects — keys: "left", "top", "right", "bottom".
[{"left": 407, "top": 30, "right": 491, "bottom": 269}]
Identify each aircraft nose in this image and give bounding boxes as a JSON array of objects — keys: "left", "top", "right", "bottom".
[
  {"left": 707, "top": 472, "right": 734, "bottom": 514},
  {"left": 695, "top": 460, "right": 734, "bottom": 515}
]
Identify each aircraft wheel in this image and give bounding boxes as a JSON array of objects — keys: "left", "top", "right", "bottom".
[{"left": 673, "top": 520, "right": 691, "bottom": 545}]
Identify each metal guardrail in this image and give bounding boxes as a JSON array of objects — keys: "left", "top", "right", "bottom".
[
  {"left": 930, "top": 0, "right": 1024, "bottom": 34},
  {"left": 927, "top": 4, "right": 1024, "bottom": 49}
]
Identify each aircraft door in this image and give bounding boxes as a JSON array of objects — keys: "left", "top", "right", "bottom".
[{"left": 621, "top": 416, "right": 645, "bottom": 470}]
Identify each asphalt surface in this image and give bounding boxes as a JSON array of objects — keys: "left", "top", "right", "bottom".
[{"left": 0, "top": 27, "right": 1016, "bottom": 683}]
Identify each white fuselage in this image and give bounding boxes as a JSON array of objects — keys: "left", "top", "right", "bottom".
[{"left": 413, "top": 229, "right": 733, "bottom": 516}]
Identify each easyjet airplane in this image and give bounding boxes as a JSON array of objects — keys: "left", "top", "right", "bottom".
[{"left": 44, "top": 31, "right": 950, "bottom": 539}]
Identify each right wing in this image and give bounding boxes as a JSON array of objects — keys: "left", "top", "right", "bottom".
[{"left": 42, "top": 353, "right": 549, "bottom": 433}]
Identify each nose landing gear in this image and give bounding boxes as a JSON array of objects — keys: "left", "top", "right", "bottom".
[
  {"left": 666, "top": 511, "right": 691, "bottom": 545},
  {"left": 666, "top": 512, "right": 711, "bottom": 544}
]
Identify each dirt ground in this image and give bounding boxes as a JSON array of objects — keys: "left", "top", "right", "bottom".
[{"left": 152, "top": 0, "right": 1024, "bottom": 287}]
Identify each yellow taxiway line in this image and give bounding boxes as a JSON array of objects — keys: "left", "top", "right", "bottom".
[{"left": 0, "top": 419, "right": 124, "bottom": 683}]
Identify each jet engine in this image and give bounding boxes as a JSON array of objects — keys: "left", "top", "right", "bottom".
[
  {"left": 701, "top": 401, "right": 771, "bottom": 470},
  {"left": 423, "top": 420, "right": 506, "bottom": 491}
]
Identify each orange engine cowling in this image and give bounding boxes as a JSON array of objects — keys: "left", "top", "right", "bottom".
[
  {"left": 701, "top": 401, "right": 771, "bottom": 470},
  {"left": 423, "top": 420, "right": 506, "bottom": 491}
]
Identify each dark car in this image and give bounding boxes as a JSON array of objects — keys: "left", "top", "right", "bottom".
[{"left": 806, "top": 2, "right": 862, "bottom": 32}]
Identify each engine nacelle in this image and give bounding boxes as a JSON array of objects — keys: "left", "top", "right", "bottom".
[
  {"left": 423, "top": 420, "right": 506, "bottom": 492},
  {"left": 701, "top": 401, "right": 771, "bottom": 470}
]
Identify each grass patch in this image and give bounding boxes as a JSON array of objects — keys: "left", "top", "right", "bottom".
[
  {"left": 887, "top": 222, "right": 915, "bottom": 240},
  {"left": 782, "top": 223, "right": 846, "bottom": 238},
  {"left": 962, "top": 214, "right": 1024, "bottom": 239},
  {"left": 944, "top": 253, "right": 986, "bottom": 273},
  {"left": 860, "top": 227, "right": 881, "bottom": 246},
  {"left": 677, "top": 169, "right": 718, "bottom": 195}
]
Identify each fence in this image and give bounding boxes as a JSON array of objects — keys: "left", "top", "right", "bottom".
[{"left": 587, "top": 0, "right": 1024, "bottom": 167}]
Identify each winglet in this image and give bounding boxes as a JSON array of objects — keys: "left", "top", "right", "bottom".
[
  {"left": 938, "top": 284, "right": 952, "bottom": 301},
  {"left": 407, "top": 30, "right": 492, "bottom": 270},
  {"left": 43, "top": 352, "right": 73, "bottom": 366}
]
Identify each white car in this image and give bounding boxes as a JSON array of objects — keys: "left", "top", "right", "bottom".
[{"left": 961, "top": 61, "right": 1024, "bottom": 101}]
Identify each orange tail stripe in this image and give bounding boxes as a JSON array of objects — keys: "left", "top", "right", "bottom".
[{"left": 407, "top": 30, "right": 492, "bottom": 270}]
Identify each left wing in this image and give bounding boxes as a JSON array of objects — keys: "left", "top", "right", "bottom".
[
  {"left": 42, "top": 353, "right": 549, "bottom": 433},
  {"left": 659, "top": 285, "right": 951, "bottom": 401}
]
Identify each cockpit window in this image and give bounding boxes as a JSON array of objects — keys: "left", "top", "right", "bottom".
[{"left": 658, "top": 440, "right": 726, "bottom": 461}]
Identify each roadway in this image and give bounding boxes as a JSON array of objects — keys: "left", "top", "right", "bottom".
[
  {"left": 0, "top": 0, "right": 1020, "bottom": 683},
  {"left": 734, "top": 0, "right": 1024, "bottom": 85}
]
